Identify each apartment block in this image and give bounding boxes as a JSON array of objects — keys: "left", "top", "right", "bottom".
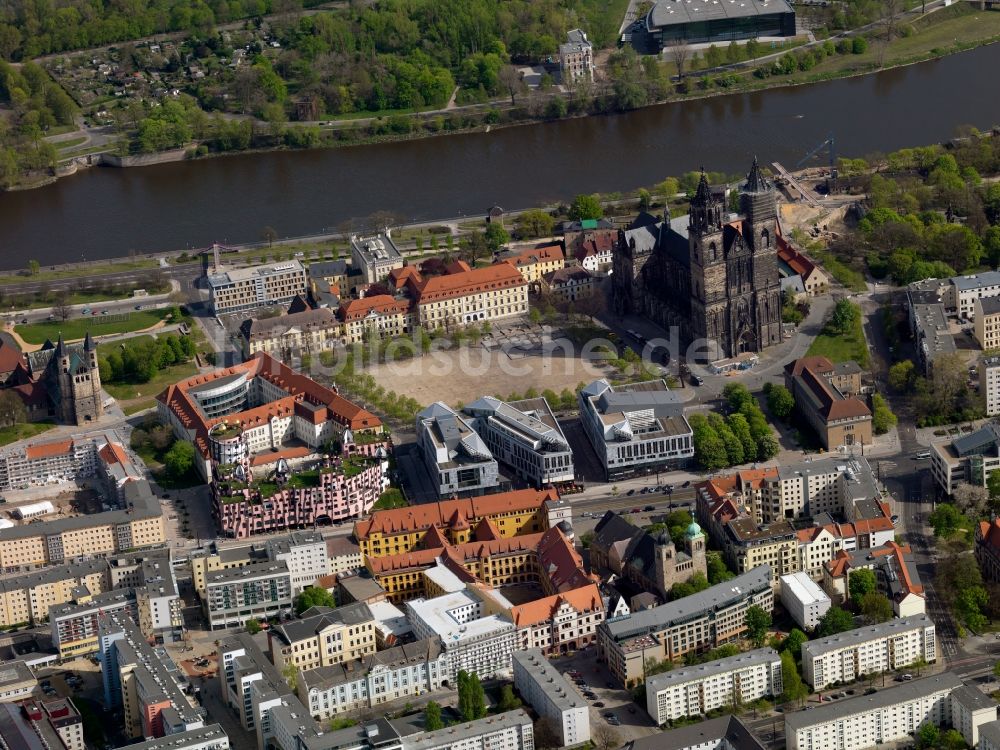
[
  {"left": 512, "top": 650, "right": 590, "bottom": 747},
  {"left": 801, "top": 614, "right": 937, "bottom": 690},
  {"left": 98, "top": 611, "right": 204, "bottom": 739},
  {"left": 51, "top": 588, "right": 137, "bottom": 660},
  {"left": 404, "top": 709, "right": 534, "bottom": 750},
  {"left": 625, "top": 716, "right": 765, "bottom": 750},
  {"left": 0, "top": 699, "right": 85, "bottom": 750},
  {"left": 415, "top": 402, "right": 499, "bottom": 498},
  {"left": 785, "top": 672, "right": 993, "bottom": 750},
  {"left": 0, "top": 558, "right": 107, "bottom": 630},
  {"left": 645, "top": 648, "right": 782, "bottom": 725},
  {"left": 976, "top": 296, "right": 1000, "bottom": 349},
  {"left": 193, "top": 533, "right": 330, "bottom": 598},
  {"left": 117, "top": 725, "right": 230, "bottom": 750},
  {"left": 947, "top": 270, "right": 1000, "bottom": 320},
  {"left": 931, "top": 420, "right": 1000, "bottom": 496},
  {"left": 984, "top": 356, "right": 1000, "bottom": 417},
  {"left": 239, "top": 307, "right": 342, "bottom": 359},
  {"left": 509, "top": 583, "right": 604, "bottom": 654},
  {"left": 204, "top": 561, "right": 293, "bottom": 630},
  {"left": 578, "top": 379, "right": 694, "bottom": 480},
  {"left": 298, "top": 637, "right": 447, "bottom": 719},
  {"left": 406, "top": 590, "right": 517, "bottom": 678},
  {"left": 462, "top": 396, "right": 574, "bottom": 487},
  {"left": 207, "top": 260, "right": 307, "bottom": 315},
  {"left": 597, "top": 566, "right": 773, "bottom": 687},
  {"left": 269, "top": 602, "right": 376, "bottom": 673},
  {"left": 780, "top": 572, "right": 831, "bottom": 630}
]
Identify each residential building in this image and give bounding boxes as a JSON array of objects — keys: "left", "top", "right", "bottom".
[
  {"left": 38, "top": 699, "right": 84, "bottom": 750},
  {"left": 192, "top": 532, "right": 327, "bottom": 597},
  {"left": 207, "top": 260, "right": 308, "bottom": 315},
  {"left": 780, "top": 572, "right": 831, "bottom": 631},
  {"left": 350, "top": 232, "right": 404, "bottom": 284},
  {"left": 212, "top": 452, "right": 388, "bottom": 539},
  {"left": 979, "top": 517, "right": 1000, "bottom": 583},
  {"left": 512, "top": 650, "right": 590, "bottom": 747},
  {"left": 983, "top": 356, "right": 1000, "bottom": 416},
  {"left": 51, "top": 588, "right": 138, "bottom": 660},
  {"left": 499, "top": 242, "right": 565, "bottom": 284},
  {"left": 462, "top": 396, "right": 574, "bottom": 487},
  {"left": 327, "top": 536, "right": 362, "bottom": 576},
  {"left": 0, "top": 480, "right": 163, "bottom": 570},
  {"left": 269, "top": 602, "right": 376, "bottom": 673},
  {"left": 116, "top": 725, "right": 230, "bottom": 750},
  {"left": 931, "top": 421, "right": 1000, "bottom": 496},
  {"left": 983, "top": 720, "right": 1000, "bottom": 750},
  {"left": 759, "top": 457, "right": 888, "bottom": 525},
  {"left": 597, "top": 565, "right": 773, "bottom": 687},
  {"left": 368, "top": 600, "right": 412, "bottom": 647},
  {"left": 203, "top": 561, "right": 293, "bottom": 630},
  {"left": 297, "top": 637, "right": 447, "bottom": 719},
  {"left": 217, "top": 633, "right": 292, "bottom": 733},
  {"left": 785, "top": 672, "right": 993, "bottom": 750},
  {"left": 157, "top": 352, "right": 382, "bottom": 481},
  {"left": 559, "top": 28, "right": 594, "bottom": 83},
  {"left": 338, "top": 574, "right": 387, "bottom": 605},
  {"left": 353, "top": 488, "right": 564, "bottom": 560},
  {"left": 908, "top": 282, "right": 956, "bottom": 374},
  {"left": 801, "top": 614, "right": 937, "bottom": 690},
  {"left": 722, "top": 517, "right": 800, "bottom": 584},
  {"left": 0, "top": 431, "right": 137, "bottom": 494},
  {"left": 0, "top": 558, "right": 108, "bottom": 630},
  {"left": 541, "top": 267, "right": 595, "bottom": 302},
  {"left": 98, "top": 611, "right": 204, "bottom": 739},
  {"left": 976, "top": 296, "right": 1000, "bottom": 349},
  {"left": 645, "top": 648, "right": 782, "bottom": 725},
  {"left": 238, "top": 308, "right": 342, "bottom": 359},
  {"left": 823, "top": 541, "right": 925, "bottom": 617},
  {"left": 784, "top": 356, "right": 872, "bottom": 451},
  {"left": 946, "top": 270, "right": 1000, "bottom": 320},
  {"left": 578, "top": 379, "right": 694, "bottom": 480},
  {"left": 589, "top": 511, "right": 707, "bottom": 599},
  {"left": 133, "top": 552, "right": 184, "bottom": 645},
  {"left": 308, "top": 259, "right": 349, "bottom": 302},
  {"left": 952, "top": 683, "right": 999, "bottom": 747},
  {"left": 403, "top": 709, "right": 534, "bottom": 750},
  {"left": 564, "top": 225, "right": 616, "bottom": 275},
  {"left": 623, "top": 716, "right": 765, "bottom": 750},
  {"left": 0, "top": 699, "right": 85, "bottom": 750},
  {"left": 0, "top": 660, "right": 38, "bottom": 703},
  {"left": 777, "top": 234, "right": 829, "bottom": 295},
  {"left": 415, "top": 402, "right": 500, "bottom": 498},
  {"left": 509, "top": 583, "right": 604, "bottom": 654},
  {"left": 339, "top": 295, "right": 414, "bottom": 344},
  {"left": 390, "top": 261, "right": 529, "bottom": 331},
  {"left": 406, "top": 590, "right": 517, "bottom": 678}
]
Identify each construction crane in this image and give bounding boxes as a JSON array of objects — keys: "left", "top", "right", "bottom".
[{"left": 796, "top": 133, "right": 838, "bottom": 179}]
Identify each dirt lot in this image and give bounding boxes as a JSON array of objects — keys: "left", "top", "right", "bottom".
[{"left": 364, "top": 347, "right": 616, "bottom": 405}]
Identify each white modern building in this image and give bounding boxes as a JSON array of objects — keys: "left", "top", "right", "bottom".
[
  {"left": 350, "top": 232, "right": 404, "bottom": 284},
  {"left": 780, "top": 571, "right": 831, "bottom": 631},
  {"left": 785, "top": 672, "right": 994, "bottom": 750},
  {"left": 981, "top": 718, "right": 1000, "bottom": 750},
  {"left": 265, "top": 531, "right": 330, "bottom": 596},
  {"left": 462, "top": 396, "right": 574, "bottom": 487},
  {"left": 578, "top": 379, "right": 694, "bottom": 480},
  {"left": 405, "top": 590, "right": 516, "bottom": 678},
  {"left": 947, "top": 270, "right": 1000, "bottom": 320},
  {"left": 203, "top": 561, "right": 293, "bottom": 630},
  {"left": 983, "top": 356, "right": 1000, "bottom": 417},
  {"left": 404, "top": 709, "right": 534, "bottom": 750},
  {"left": 801, "top": 614, "right": 937, "bottom": 690},
  {"left": 624, "top": 716, "right": 765, "bottom": 750},
  {"left": 512, "top": 650, "right": 590, "bottom": 747},
  {"left": 645, "top": 648, "right": 782, "bottom": 725},
  {"left": 117, "top": 726, "right": 231, "bottom": 750},
  {"left": 930, "top": 421, "right": 1000, "bottom": 496},
  {"left": 415, "top": 403, "right": 500, "bottom": 498},
  {"left": 298, "top": 638, "right": 448, "bottom": 719},
  {"left": 207, "top": 260, "right": 308, "bottom": 315}
]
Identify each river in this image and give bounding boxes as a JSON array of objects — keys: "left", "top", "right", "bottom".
[{"left": 2, "top": 43, "right": 1000, "bottom": 269}]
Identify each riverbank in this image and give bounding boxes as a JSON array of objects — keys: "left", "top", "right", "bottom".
[{"left": 10, "top": 4, "right": 1000, "bottom": 196}]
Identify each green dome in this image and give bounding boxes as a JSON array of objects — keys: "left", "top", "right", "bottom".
[{"left": 685, "top": 519, "right": 704, "bottom": 538}]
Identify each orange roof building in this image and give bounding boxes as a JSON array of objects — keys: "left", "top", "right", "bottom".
[
  {"left": 156, "top": 352, "right": 382, "bottom": 481},
  {"left": 822, "top": 540, "right": 925, "bottom": 617},
  {"left": 784, "top": 355, "right": 871, "bottom": 452}
]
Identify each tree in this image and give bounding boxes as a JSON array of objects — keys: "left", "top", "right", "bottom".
[
  {"left": 669, "top": 42, "right": 690, "bottom": 79},
  {"left": 484, "top": 223, "right": 510, "bottom": 253},
  {"left": 637, "top": 188, "right": 651, "bottom": 211},
  {"left": 162, "top": 439, "right": 195, "bottom": 478},
  {"left": 516, "top": 209, "right": 555, "bottom": 239},
  {"left": 498, "top": 684, "right": 522, "bottom": 711},
  {"left": 568, "top": 194, "right": 603, "bottom": 221},
  {"left": 888, "top": 360, "right": 916, "bottom": 392},
  {"left": 27, "top": 259, "right": 39, "bottom": 276},
  {"left": 462, "top": 231, "right": 490, "bottom": 266},
  {"left": 261, "top": 226, "right": 278, "bottom": 247},
  {"left": 828, "top": 299, "right": 859, "bottom": 335},
  {"left": 52, "top": 292, "right": 72, "bottom": 321},
  {"left": 245, "top": 618, "right": 262, "bottom": 634},
  {"left": 928, "top": 502, "right": 963, "bottom": 537},
  {"left": 871, "top": 394, "right": 897, "bottom": 434},
  {"left": 745, "top": 604, "right": 771, "bottom": 648},
  {"left": 293, "top": 586, "right": 336, "bottom": 615},
  {"left": 0, "top": 391, "right": 27, "bottom": 428},
  {"left": 953, "top": 484, "right": 989, "bottom": 518},
  {"left": 765, "top": 383, "right": 795, "bottom": 420},
  {"left": 706, "top": 552, "right": 734, "bottom": 584},
  {"left": 992, "top": 660, "right": 1000, "bottom": 681},
  {"left": 281, "top": 662, "right": 298, "bottom": 690},
  {"left": 780, "top": 650, "right": 807, "bottom": 703},
  {"left": 593, "top": 724, "right": 620, "bottom": 750},
  {"left": 916, "top": 722, "right": 940, "bottom": 750},
  {"left": 817, "top": 606, "right": 854, "bottom": 637},
  {"left": 423, "top": 701, "right": 443, "bottom": 731},
  {"left": 858, "top": 591, "right": 894, "bottom": 624},
  {"left": 723, "top": 383, "right": 754, "bottom": 411},
  {"left": 670, "top": 572, "right": 710, "bottom": 599},
  {"left": 782, "top": 628, "right": 808, "bottom": 657},
  {"left": 848, "top": 568, "right": 877, "bottom": 602},
  {"left": 457, "top": 671, "right": 486, "bottom": 721},
  {"left": 498, "top": 65, "right": 525, "bottom": 106}
]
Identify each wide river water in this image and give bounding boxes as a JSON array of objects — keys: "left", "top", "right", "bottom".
[{"left": 2, "top": 43, "right": 1000, "bottom": 269}]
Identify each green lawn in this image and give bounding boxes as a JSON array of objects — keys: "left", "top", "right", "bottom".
[
  {"left": 102, "top": 359, "right": 199, "bottom": 403},
  {"left": 54, "top": 136, "right": 88, "bottom": 150},
  {"left": 373, "top": 488, "right": 408, "bottom": 510},
  {"left": 806, "top": 317, "right": 870, "bottom": 367},
  {"left": 17, "top": 309, "right": 172, "bottom": 345},
  {"left": 0, "top": 422, "right": 56, "bottom": 447},
  {"left": 0, "top": 259, "right": 162, "bottom": 285}
]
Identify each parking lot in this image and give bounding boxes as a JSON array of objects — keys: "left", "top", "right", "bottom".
[{"left": 547, "top": 648, "right": 659, "bottom": 744}]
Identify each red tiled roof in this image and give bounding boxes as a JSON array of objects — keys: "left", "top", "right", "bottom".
[
  {"left": 509, "top": 583, "right": 603, "bottom": 627},
  {"left": 249, "top": 445, "right": 314, "bottom": 467},
  {"left": 98, "top": 441, "right": 130, "bottom": 466},
  {"left": 25, "top": 439, "right": 74, "bottom": 460},
  {"left": 537, "top": 526, "right": 598, "bottom": 592},
  {"left": 0, "top": 341, "right": 26, "bottom": 374},
  {"left": 566, "top": 229, "right": 617, "bottom": 262},
  {"left": 339, "top": 295, "right": 412, "bottom": 322},
  {"left": 777, "top": 235, "right": 818, "bottom": 278},
  {"left": 508, "top": 243, "right": 564, "bottom": 268},
  {"left": 416, "top": 262, "right": 527, "bottom": 303}
]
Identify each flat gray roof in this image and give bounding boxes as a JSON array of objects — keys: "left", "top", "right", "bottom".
[
  {"left": 625, "top": 715, "right": 764, "bottom": 750},
  {"left": 952, "top": 271, "right": 1000, "bottom": 291},
  {"left": 205, "top": 560, "right": 289, "bottom": 585},
  {"left": 603, "top": 565, "right": 771, "bottom": 641},
  {"left": 513, "top": 650, "right": 588, "bottom": 714},
  {"left": 802, "top": 614, "right": 933, "bottom": 660},
  {"left": 785, "top": 672, "right": 963, "bottom": 732},
  {"left": 646, "top": 648, "right": 780, "bottom": 692},
  {"left": 648, "top": 0, "right": 794, "bottom": 29},
  {"left": 951, "top": 683, "right": 997, "bottom": 712},
  {"left": 399, "top": 709, "right": 531, "bottom": 750}
]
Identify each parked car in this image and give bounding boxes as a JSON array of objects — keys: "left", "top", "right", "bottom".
[
  {"left": 593, "top": 701, "right": 605, "bottom": 708},
  {"left": 626, "top": 489, "right": 636, "bottom": 496},
  {"left": 682, "top": 480, "right": 691, "bottom": 487},
  {"left": 631, "top": 507, "right": 641, "bottom": 513},
  {"left": 643, "top": 505, "right": 655, "bottom": 512}
]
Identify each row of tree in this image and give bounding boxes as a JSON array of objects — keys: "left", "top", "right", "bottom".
[
  {"left": 99, "top": 332, "right": 195, "bottom": 385},
  {"left": 689, "top": 384, "right": 779, "bottom": 470}
]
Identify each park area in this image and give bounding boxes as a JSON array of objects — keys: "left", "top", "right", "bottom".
[
  {"left": 98, "top": 334, "right": 199, "bottom": 415},
  {"left": 805, "top": 299, "right": 870, "bottom": 367},
  {"left": 15, "top": 308, "right": 174, "bottom": 345}
]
